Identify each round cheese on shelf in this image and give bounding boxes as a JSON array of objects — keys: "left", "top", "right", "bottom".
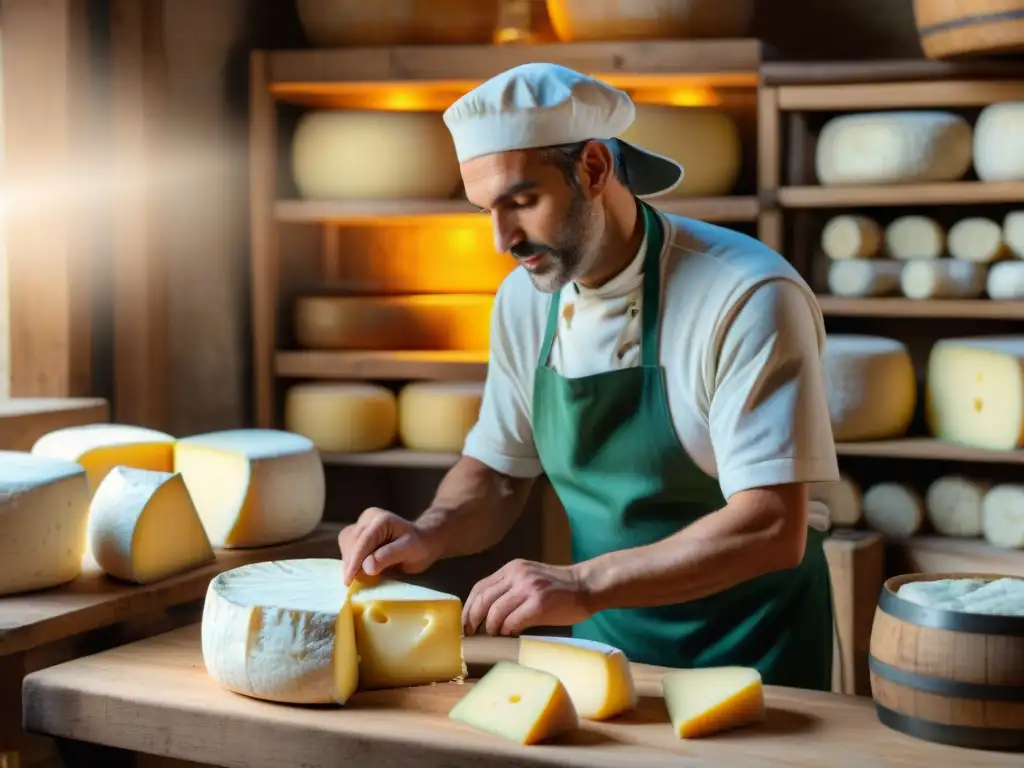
[
  {"left": 827, "top": 259, "right": 902, "bottom": 298},
  {"left": 1004, "top": 210, "right": 1024, "bottom": 259},
  {"left": 900, "top": 259, "right": 986, "bottom": 300},
  {"left": 284, "top": 382, "right": 397, "bottom": 453},
  {"left": 545, "top": 0, "right": 755, "bottom": 41},
  {"left": 924, "top": 475, "right": 988, "bottom": 538},
  {"left": 820, "top": 215, "right": 881, "bottom": 260},
  {"left": 896, "top": 576, "right": 1024, "bottom": 616},
  {"left": 291, "top": 110, "right": 461, "bottom": 200},
  {"left": 809, "top": 472, "right": 862, "bottom": 528},
  {"left": 973, "top": 102, "right": 1024, "bottom": 182},
  {"left": 985, "top": 260, "right": 1024, "bottom": 300},
  {"left": 296, "top": 0, "right": 498, "bottom": 46},
  {"left": 0, "top": 451, "right": 91, "bottom": 596},
  {"left": 815, "top": 111, "right": 973, "bottom": 185},
  {"left": 981, "top": 484, "right": 1024, "bottom": 550},
  {"left": 884, "top": 215, "right": 945, "bottom": 261},
  {"left": 862, "top": 482, "right": 925, "bottom": 539},
  {"left": 947, "top": 217, "right": 1009, "bottom": 263},
  {"left": 821, "top": 335, "right": 916, "bottom": 442},
  {"left": 398, "top": 381, "right": 484, "bottom": 453}
]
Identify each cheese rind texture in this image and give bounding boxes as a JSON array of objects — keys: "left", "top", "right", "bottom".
[
  {"left": 925, "top": 475, "right": 988, "bottom": 538},
  {"left": 884, "top": 215, "right": 945, "bottom": 261},
  {"left": 862, "top": 482, "right": 924, "bottom": 538},
  {"left": 0, "top": 451, "right": 92, "bottom": 596},
  {"left": 284, "top": 382, "right": 397, "bottom": 453},
  {"left": 449, "top": 660, "right": 580, "bottom": 744},
  {"left": 398, "top": 381, "right": 484, "bottom": 452},
  {"left": 821, "top": 214, "right": 881, "bottom": 260},
  {"left": 973, "top": 102, "right": 1024, "bottom": 182},
  {"left": 947, "top": 217, "right": 1009, "bottom": 263},
  {"left": 88, "top": 466, "right": 215, "bottom": 584},
  {"left": 827, "top": 260, "right": 902, "bottom": 298},
  {"left": 981, "top": 484, "right": 1024, "bottom": 549},
  {"left": 661, "top": 666, "right": 765, "bottom": 739},
  {"left": 896, "top": 576, "right": 1024, "bottom": 616},
  {"left": 174, "top": 429, "right": 325, "bottom": 548}
]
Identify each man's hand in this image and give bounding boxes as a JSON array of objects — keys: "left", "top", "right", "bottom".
[
  {"left": 337, "top": 507, "right": 444, "bottom": 586},
  {"left": 462, "top": 559, "right": 593, "bottom": 637}
]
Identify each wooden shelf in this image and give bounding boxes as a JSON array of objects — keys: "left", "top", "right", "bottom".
[
  {"left": 887, "top": 535, "right": 1024, "bottom": 577},
  {"left": 777, "top": 181, "right": 1024, "bottom": 208},
  {"left": 323, "top": 449, "right": 459, "bottom": 469},
  {"left": 761, "top": 59, "right": 1024, "bottom": 87},
  {"left": 776, "top": 79, "right": 1024, "bottom": 111},
  {"left": 276, "top": 350, "right": 488, "bottom": 381},
  {"left": 816, "top": 296, "right": 1024, "bottom": 319},
  {"left": 836, "top": 438, "right": 1024, "bottom": 464}
]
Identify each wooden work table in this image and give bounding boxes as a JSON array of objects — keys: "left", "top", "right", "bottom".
[{"left": 22, "top": 624, "right": 1021, "bottom": 768}]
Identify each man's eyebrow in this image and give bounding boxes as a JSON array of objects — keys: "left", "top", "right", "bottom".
[{"left": 476, "top": 180, "right": 538, "bottom": 212}]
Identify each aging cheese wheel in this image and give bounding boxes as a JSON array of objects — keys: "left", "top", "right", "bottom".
[
  {"left": 862, "top": 482, "right": 925, "bottom": 539},
  {"left": 809, "top": 473, "right": 862, "bottom": 528},
  {"left": 973, "top": 102, "right": 1024, "bottom": 182},
  {"left": 295, "top": 0, "right": 499, "bottom": 46},
  {"left": 820, "top": 215, "right": 881, "bottom": 260},
  {"left": 546, "top": 0, "right": 754, "bottom": 41},
  {"left": 827, "top": 259, "right": 902, "bottom": 298},
  {"left": 884, "top": 215, "right": 945, "bottom": 261},
  {"left": 981, "top": 484, "right": 1024, "bottom": 550},
  {"left": 1005, "top": 211, "right": 1024, "bottom": 259},
  {"left": 294, "top": 295, "right": 493, "bottom": 351},
  {"left": 292, "top": 111, "right": 461, "bottom": 200},
  {"left": 948, "top": 217, "right": 1009, "bottom": 263},
  {"left": 987, "top": 261, "right": 1024, "bottom": 300},
  {"left": 284, "top": 383, "right": 398, "bottom": 453},
  {"left": 900, "top": 259, "right": 986, "bottom": 300},
  {"left": 398, "top": 381, "right": 484, "bottom": 452},
  {"left": 925, "top": 475, "right": 988, "bottom": 538}
]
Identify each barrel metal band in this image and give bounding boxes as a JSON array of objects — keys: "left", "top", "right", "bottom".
[
  {"left": 875, "top": 704, "right": 1024, "bottom": 752},
  {"left": 869, "top": 655, "right": 1024, "bottom": 702},
  {"left": 918, "top": 10, "right": 1024, "bottom": 37},
  {"left": 877, "top": 587, "right": 1024, "bottom": 636}
]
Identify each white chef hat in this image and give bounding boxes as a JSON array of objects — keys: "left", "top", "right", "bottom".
[{"left": 442, "top": 62, "right": 684, "bottom": 198}]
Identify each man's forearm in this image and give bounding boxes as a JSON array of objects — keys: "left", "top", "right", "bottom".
[{"left": 416, "top": 456, "right": 536, "bottom": 559}]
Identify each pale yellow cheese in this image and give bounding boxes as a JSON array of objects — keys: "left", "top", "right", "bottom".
[
  {"left": 517, "top": 635, "right": 636, "bottom": 720},
  {"left": 820, "top": 214, "right": 881, "bottom": 260},
  {"left": 284, "top": 382, "right": 397, "bottom": 453},
  {"left": 398, "top": 381, "right": 483, "bottom": 452},
  {"left": 449, "top": 660, "right": 580, "bottom": 745},
  {"left": 88, "top": 466, "right": 215, "bottom": 584},
  {"left": 661, "top": 666, "right": 765, "bottom": 739}
]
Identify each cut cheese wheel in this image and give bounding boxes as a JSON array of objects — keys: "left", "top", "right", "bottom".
[
  {"left": 201, "top": 559, "right": 359, "bottom": 704},
  {"left": 291, "top": 110, "right": 461, "bottom": 200},
  {"left": 862, "top": 483, "right": 925, "bottom": 539},
  {"left": 174, "top": 429, "right": 325, "bottom": 548},
  {"left": 284, "top": 382, "right": 397, "bottom": 453},
  {"left": 973, "top": 102, "right": 1024, "bottom": 182},
  {"left": 661, "top": 666, "right": 765, "bottom": 739},
  {"left": 88, "top": 466, "right": 215, "bottom": 584},
  {"left": 448, "top": 660, "right": 579, "bottom": 744},
  {"left": 947, "top": 217, "right": 1009, "bottom": 263},
  {"left": 295, "top": 0, "right": 497, "bottom": 46},
  {"left": 925, "top": 475, "right": 988, "bottom": 538},
  {"left": 827, "top": 259, "right": 902, "bottom": 298},
  {"left": 1003, "top": 211, "right": 1024, "bottom": 259},
  {"left": 546, "top": 0, "right": 755, "bottom": 41},
  {"left": 809, "top": 472, "right": 862, "bottom": 528},
  {"left": 517, "top": 636, "right": 636, "bottom": 720},
  {"left": 815, "top": 111, "right": 973, "bottom": 185},
  {"left": 398, "top": 381, "right": 483, "bottom": 452},
  {"left": 294, "top": 295, "right": 493, "bottom": 351},
  {"left": 986, "top": 261, "right": 1024, "bottom": 300},
  {"left": 31, "top": 423, "right": 175, "bottom": 493},
  {"left": 821, "top": 335, "right": 916, "bottom": 442},
  {"left": 900, "top": 259, "right": 986, "bottom": 300},
  {"left": 981, "top": 484, "right": 1024, "bottom": 549},
  {"left": 820, "top": 215, "right": 881, "bottom": 260},
  {"left": 925, "top": 336, "right": 1024, "bottom": 451},
  {"left": 884, "top": 215, "right": 945, "bottom": 261},
  {"left": 0, "top": 451, "right": 91, "bottom": 596}
]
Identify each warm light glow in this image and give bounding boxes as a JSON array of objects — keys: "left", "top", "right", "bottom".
[{"left": 631, "top": 86, "right": 721, "bottom": 108}]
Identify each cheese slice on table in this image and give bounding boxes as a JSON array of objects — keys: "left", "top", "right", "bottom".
[
  {"left": 174, "top": 429, "right": 325, "bottom": 548},
  {"left": 661, "top": 667, "right": 766, "bottom": 739},
  {"left": 201, "top": 558, "right": 359, "bottom": 704},
  {"left": 88, "top": 466, "right": 215, "bottom": 584},
  {"left": 449, "top": 661, "right": 579, "bottom": 744},
  {"left": 0, "top": 451, "right": 92, "bottom": 596},
  {"left": 30, "top": 423, "right": 175, "bottom": 493},
  {"left": 517, "top": 635, "right": 636, "bottom": 720}
]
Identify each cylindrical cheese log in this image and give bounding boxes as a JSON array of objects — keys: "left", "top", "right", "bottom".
[
  {"left": 821, "top": 335, "right": 917, "bottom": 442},
  {"left": 925, "top": 475, "right": 989, "bottom": 538},
  {"left": 862, "top": 482, "right": 925, "bottom": 539},
  {"left": 981, "top": 484, "right": 1024, "bottom": 549},
  {"left": 900, "top": 259, "right": 986, "bottom": 300},
  {"left": 397, "top": 381, "right": 484, "bottom": 453},
  {"left": 545, "top": 0, "right": 755, "bottom": 41},
  {"left": 815, "top": 111, "right": 973, "bottom": 185},
  {"left": 295, "top": 0, "right": 499, "bottom": 46},
  {"left": 986, "top": 261, "right": 1024, "bottom": 300},
  {"left": 973, "top": 102, "right": 1024, "bottom": 182},
  {"left": 827, "top": 259, "right": 902, "bottom": 298},
  {"left": 809, "top": 473, "right": 862, "bottom": 528},
  {"left": 284, "top": 383, "right": 398, "bottom": 453},
  {"left": 884, "top": 215, "right": 945, "bottom": 261},
  {"left": 1004, "top": 211, "right": 1024, "bottom": 259},
  {"left": 948, "top": 217, "right": 1010, "bottom": 263},
  {"left": 821, "top": 215, "right": 881, "bottom": 260}
]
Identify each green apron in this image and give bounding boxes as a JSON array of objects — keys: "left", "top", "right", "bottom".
[{"left": 531, "top": 201, "right": 834, "bottom": 691}]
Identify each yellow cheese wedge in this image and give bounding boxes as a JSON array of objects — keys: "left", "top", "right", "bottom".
[
  {"left": 517, "top": 635, "right": 636, "bottom": 720},
  {"left": 449, "top": 661, "right": 579, "bottom": 744},
  {"left": 661, "top": 667, "right": 766, "bottom": 739}
]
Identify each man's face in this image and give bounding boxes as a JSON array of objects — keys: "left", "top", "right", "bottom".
[{"left": 461, "top": 148, "right": 603, "bottom": 293}]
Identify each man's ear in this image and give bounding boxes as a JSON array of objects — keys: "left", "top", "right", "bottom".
[{"left": 577, "top": 140, "right": 616, "bottom": 198}]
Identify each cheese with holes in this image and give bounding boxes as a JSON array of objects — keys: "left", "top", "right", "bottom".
[
  {"left": 862, "top": 482, "right": 924, "bottom": 538},
  {"left": 925, "top": 337, "right": 1024, "bottom": 450},
  {"left": 201, "top": 559, "right": 359, "bottom": 704},
  {"left": 973, "top": 102, "right": 1024, "bottom": 182},
  {"left": 821, "top": 335, "right": 916, "bottom": 441},
  {"left": 988, "top": 261, "right": 1024, "bottom": 300},
  {"left": 884, "top": 215, "right": 945, "bottom": 261},
  {"left": 398, "top": 381, "right": 483, "bottom": 452},
  {"left": 982, "top": 484, "right": 1024, "bottom": 550},
  {"left": 810, "top": 472, "right": 862, "bottom": 528},
  {"left": 1005, "top": 211, "right": 1024, "bottom": 259},
  {"left": 827, "top": 260, "right": 902, "bottom": 298},
  {"left": 88, "top": 466, "right": 215, "bottom": 584},
  {"left": 925, "top": 475, "right": 988, "bottom": 538},
  {"left": 0, "top": 451, "right": 91, "bottom": 596},
  {"left": 661, "top": 666, "right": 765, "bottom": 739},
  {"left": 518, "top": 636, "right": 636, "bottom": 720},
  {"left": 294, "top": 295, "right": 493, "bottom": 351},
  {"left": 897, "top": 576, "right": 1024, "bottom": 615},
  {"left": 821, "top": 215, "right": 881, "bottom": 260},
  {"left": 351, "top": 579, "right": 466, "bottom": 689},
  {"left": 948, "top": 217, "right": 1009, "bottom": 263},
  {"left": 174, "top": 429, "right": 325, "bottom": 548},
  {"left": 31, "top": 423, "right": 175, "bottom": 493},
  {"left": 449, "top": 660, "right": 579, "bottom": 744},
  {"left": 901, "top": 259, "right": 986, "bottom": 300},
  {"left": 284, "top": 383, "right": 397, "bottom": 453},
  {"left": 815, "top": 111, "right": 972, "bottom": 185},
  {"left": 292, "top": 110, "right": 461, "bottom": 199}
]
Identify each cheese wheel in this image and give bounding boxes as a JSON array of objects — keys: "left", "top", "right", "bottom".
[
  {"left": 884, "top": 215, "right": 945, "bottom": 261},
  {"left": 398, "top": 381, "right": 483, "bottom": 452},
  {"left": 973, "top": 102, "right": 1024, "bottom": 182},
  {"left": 545, "top": 0, "right": 755, "bottom": 41},
  {"left": 296, "top": 0, "right": 498, "bottom": 46},
  {"left": 661, "top": 666, "right": 765, "bottom": 739},
  {"left": 925, "top": 475, "right": 989, "bottom": 538},
  {"left": 815, "top": 111, "right": 973, "bottom": 185},
  {"left": 821, "top": 335, "right": 916, "bottom": 442},
  {"left": 809, "top": 472, "right": 862, "bottom": 528},
  {"left": 0, "top": 451, "right": 91, "bottom": 596},
  {"left": 294, "top": 295, "right": 493, "bottom": 351},
  {"left": 284, "top": 383, "right": 397, "bottom": 453},
  {"left": 821, "top": 215, "right": 881, "bottom": 260},
  {"left": 947, "top": 217, "right": 1009, "bottom": 263},
  {"left": 617, "top": 106, "right": 740, "bottom": 197},
  {"left": 986, "top": 261, "right": 1024, "bottom": 300},
  {"left": 1004, "top": 211, "right": 1024, "bottom": 259},
  {"left": 291, "top": 111, "right": 461, "bottom": 200},
  {"left": 862, "top": 482, "right": 925, "bottom": 539},
  {"left": 174, "top": 429, "right": 325, "bottom": 548},
  {"left": 897, "top": 577, "right": 1024, "bottom": 615},
  {"left": 981, "top": 484, "right": 1024, "bottom": 549},
  {"left": 827, "top": 259, "right": 902, "bottom": 298},
  {"left": 900, "top": 259, "right": 986, "bottom": 300}
]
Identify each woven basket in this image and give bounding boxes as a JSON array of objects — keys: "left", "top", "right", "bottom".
[{"left": 914, "top": 0, "right": 1024, "bottom": 59}]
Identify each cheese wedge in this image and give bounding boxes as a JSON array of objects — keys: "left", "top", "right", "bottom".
[
  {"left": 518, "top": 635, "right": 636, "bottom": 720},
  {"left": 88, "top": 466, "right": 215, "bottom": 584},
  {"left": 662, "top": 667, "right": 766, "bottom": 739},
  {"left": 449, "top": 661, "right": 579, "bottom": 744}
]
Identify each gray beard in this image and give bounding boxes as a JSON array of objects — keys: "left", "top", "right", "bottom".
[{"left": 527, "top": 192, "right": 597, "bottom": 294}]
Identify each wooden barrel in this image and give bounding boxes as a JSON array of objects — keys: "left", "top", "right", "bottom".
[
  {"left": 914, "top": 0, "right": 1024, "bottom": 59},
  {"left": 869, "top": 572, "right": 1024, "bottom": 751},
  {"left": 545, "top": 0, "right": 753, "bottom": 42}
]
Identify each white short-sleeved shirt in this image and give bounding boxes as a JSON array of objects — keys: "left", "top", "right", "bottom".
[{"left": 462, "top": 211, "right": 841, "bottom": 531}]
